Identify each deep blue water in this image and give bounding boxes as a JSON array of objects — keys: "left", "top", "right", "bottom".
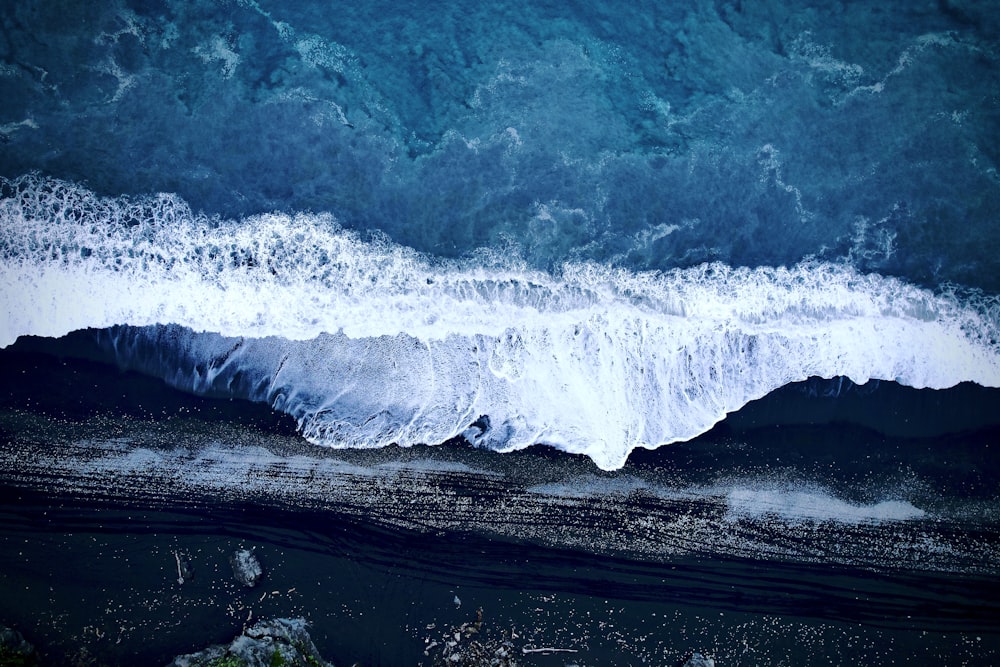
[
  {"left": 2, "top": 0, "right": 1000, "bottom": 663},
  {"left": 2, "top": 1, "right": 999, "bottom": 285}
]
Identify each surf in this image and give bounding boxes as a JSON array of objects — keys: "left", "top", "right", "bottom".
[{"left": 3, "top": 175, "right": 999, "bottom": 469}]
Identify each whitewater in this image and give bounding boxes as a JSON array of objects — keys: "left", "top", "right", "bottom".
[
  {"left": 1, "top": 2, "right": 999, "bottom": 664},
  {"left": 3, "top": 175, "right": 998, "bottom": 469}
]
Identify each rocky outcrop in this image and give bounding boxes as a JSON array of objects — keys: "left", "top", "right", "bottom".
[
  {"left": 0, "top": 625, "right": 37, "bottom": 665},
  {"left": 229, "top": 548, "right": 263, "bottom": 588},
  {"left": 166, "top": 618, "right": 333, "bottom": 667},
  {"left": 681, "top": 652, "right": 716, "bottom": 667}
]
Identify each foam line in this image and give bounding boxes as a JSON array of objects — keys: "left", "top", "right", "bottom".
[{"left": 3, "top": 175, "right": 999, "bottom": 468}]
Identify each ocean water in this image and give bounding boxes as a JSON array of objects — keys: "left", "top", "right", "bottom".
[{"left": 2, "top": 0, "right": 1000, "bottom": 664}]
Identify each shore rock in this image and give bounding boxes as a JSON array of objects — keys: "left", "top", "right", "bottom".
[
  {"left": 0, "top": 625, "right": 37, "bottom": 665},
  {"left": 681, "top": 652, "right": 716, "bottom": 667},
  {"left": 166, "top": 618, "right": 333, "bottom": 667},
  {"left": 229, "top": 548, "right": 263, "bottom": 588}
]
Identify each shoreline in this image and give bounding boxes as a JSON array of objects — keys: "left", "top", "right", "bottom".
[
  {"left": 2, "top": 341, "right": 1000, "bottom": 664},
  {"left": 6, "top": 335, "right": 1000, "bottom": 463}
]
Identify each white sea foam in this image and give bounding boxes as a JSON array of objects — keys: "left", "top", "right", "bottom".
[
  {"left": 725, "top": 485, "right": 926, "bottom": 525},
  {"left": 192, "top": 34, "right": 241, "bottom": 79},
  {"left": 2, "top": 175, "right": 999, "bottom": 469},
  {"left": 526, "top": 476, "right": 927, "bottom": 526}
]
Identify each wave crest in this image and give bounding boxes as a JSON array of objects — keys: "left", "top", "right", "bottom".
[{"left": 3, "top": 175, "right": 999, "bottom": 469}]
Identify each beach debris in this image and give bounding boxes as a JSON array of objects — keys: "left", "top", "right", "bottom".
[
  {"left": 521, "top": 646, "right": 578, "bottom": 655},
  {"left": 173, "top": 550, "right": 193, "bottom": 584},
  {"left": 229, "top": 548, "right": 263, "bottom": 588},
  {"left": 424, "top": 607, "right": 520, "bottom": 666}
]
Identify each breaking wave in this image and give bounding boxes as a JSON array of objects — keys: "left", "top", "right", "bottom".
[{"left": 3, "top": 175, "right": 999, "bottom": 469}]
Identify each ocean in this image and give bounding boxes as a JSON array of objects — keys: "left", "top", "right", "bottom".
[{"left": 1, "top": 0, "right": 999, "bottom": 664}]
